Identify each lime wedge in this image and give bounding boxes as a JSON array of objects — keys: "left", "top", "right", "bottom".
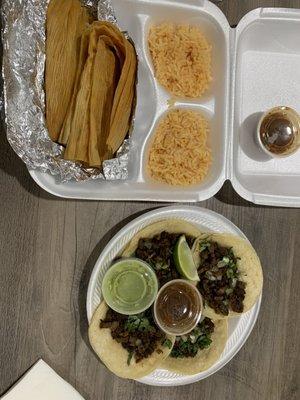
[{"left": 174, "top": 236, "right": 199, "bottom": 281}]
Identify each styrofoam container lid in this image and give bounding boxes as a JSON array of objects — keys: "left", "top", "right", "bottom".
[{"left": 29, "top": 1, "right": 300, "bottom": 207}]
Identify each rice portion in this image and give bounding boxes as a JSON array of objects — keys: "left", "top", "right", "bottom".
[
  {"left": 148, "top": 109, "right": 212, "bottom": 186},
  {"left": 148, "top": 23, "right": 212, "bottom": 98}
]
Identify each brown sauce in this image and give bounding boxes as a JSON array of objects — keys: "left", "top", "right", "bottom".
[
  {"left": 155, "top": 281, "right": 201, "bottom": 335},
  {"left": 260, "top": 114, "right": 295, "bottom": 154}
]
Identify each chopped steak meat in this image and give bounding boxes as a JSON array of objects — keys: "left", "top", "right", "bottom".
[
  {"left": 229, "top": 280, "right": 246, "bottom": 313},
  {"left": 135, "top": 231, "right": 195, "bottom": 287},
  {"left": 100, "top": 307, "right": 166, "bottom": 364},
  {"left": 197, "top": 239, "right": 246, "bottom": 316}
]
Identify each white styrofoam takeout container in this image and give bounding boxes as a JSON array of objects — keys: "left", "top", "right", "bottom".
[{"left": 29, "top": 0, "right": 300, "bottom": 206}]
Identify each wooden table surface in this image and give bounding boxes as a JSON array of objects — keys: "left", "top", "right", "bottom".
[{"left": 1, "top": 1, "right": 300, "bottom": 399}]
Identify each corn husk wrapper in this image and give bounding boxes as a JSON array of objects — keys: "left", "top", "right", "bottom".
[
  {"left": 45, "top": 0, "right": 90, "bottom": 142},
  {"left": 108, "top": 38, "right": 137, "bottom": 154},
  {"left": 62, "top": 21, "right": 137, "bottom": 168}
]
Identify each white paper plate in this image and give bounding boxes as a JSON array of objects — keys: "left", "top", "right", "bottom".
[{"left": 86, "top": 205, "right": 262, "bottom": 386}]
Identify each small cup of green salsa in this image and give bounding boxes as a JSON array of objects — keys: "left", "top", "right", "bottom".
[{"left": 102, "top": 258, "right": 158, "bottom": 315}]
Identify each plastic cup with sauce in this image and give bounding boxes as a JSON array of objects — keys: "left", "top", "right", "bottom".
[
  {"left": 102, "top": 258, "right": 158, "bottom": 315},
  {"left": 257, "top": 106, "right": 300, "bottom": 158},
  {"left": 153, "top": 279, "right": 203, "bottom": 336}
]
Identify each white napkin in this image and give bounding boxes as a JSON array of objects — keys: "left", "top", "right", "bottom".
[{"left": 1, "top": 360, "right": 84, "bottom": 400}]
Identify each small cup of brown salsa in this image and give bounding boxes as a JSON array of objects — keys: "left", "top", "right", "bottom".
[
  {"left": 257, "top": 106, "right": 300, "bottom": 158},
  {"left": 154, "top": 279, "right": 203, "bottom": 336}
]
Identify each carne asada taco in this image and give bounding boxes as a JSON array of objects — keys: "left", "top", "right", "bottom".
[
  {"left": 161, "top": 317, "right": 227, "bottom": 375},
  {"left": 192, "top": 233, "right": 263, "bottom": 319},
  {"left": 122, "top": 219, "right": 202, "bottom": 287},
  {"left": 89, "top": 301, "right": 175, "bottom": 379}
]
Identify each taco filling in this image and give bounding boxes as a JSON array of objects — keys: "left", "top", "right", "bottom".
[
  {"left": 135, "top": 231, "right": 195, "bottom": 287},
  {"left": 100, "top": 306, "right": 169, "bottom": 365},
  {"left": 196, "top": 238, "right": 246, "bottom": 316},
  {"left": 170, "top": 317, "right": 214, "bottom": 358}
]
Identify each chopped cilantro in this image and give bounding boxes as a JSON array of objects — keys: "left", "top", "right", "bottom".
[
  {"left": 199, "top": 239, "right": 211, "bottom": 252},
  {"left": 127, "top": 351, "right": 133, "bottom": 366},
  {"left": 162, "top": 338, "right": 173, "bottom": 349},
  {"left": 170, "top": 318, "right": 214, "bottom": 358},
  {"left": 197, "top": 335, "right": 212, "bottom": 349}
]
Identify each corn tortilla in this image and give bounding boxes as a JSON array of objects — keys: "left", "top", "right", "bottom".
[
  {"left": 89, "top": 301, "right": 175, "bottom": 379},
  {"left": 122, "top": 219, "right": 202, "bottom": 257},
  {"left": 161, "top": 319, "right": 228, "bottom": 375},
  {"left": 192, "top": 233, "right": 263, "bottom": 319}
]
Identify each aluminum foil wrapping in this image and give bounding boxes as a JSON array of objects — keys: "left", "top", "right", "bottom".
[
  {"left": 2, "top": 0, "right": 131, "bottom": 182},
  {"left": 98, "top": 0, "right": 117, "bottom": 24}
]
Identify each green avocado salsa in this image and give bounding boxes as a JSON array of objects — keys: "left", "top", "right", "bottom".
[{"left": 102, "top": 258, "right": 158, "bottom": 315}]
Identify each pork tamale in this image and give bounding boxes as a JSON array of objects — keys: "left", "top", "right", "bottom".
[
  {"left": 58, "top": 29, "right": 91, "bottom": 146},
  {"left": 45, "top": 0, "right": 90, "bottom": 142},
  {"left": 61, "top": 21, "right": 137, "bottom": 168},
  {"left": 107, "top": 39, "right": 137, "bottom": 154},
  {"left": 89, "top": 38, "right": 117, "bottom": 166},
  {"left": 63, "top": 27, "right": 98, "bottom": 164}
]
